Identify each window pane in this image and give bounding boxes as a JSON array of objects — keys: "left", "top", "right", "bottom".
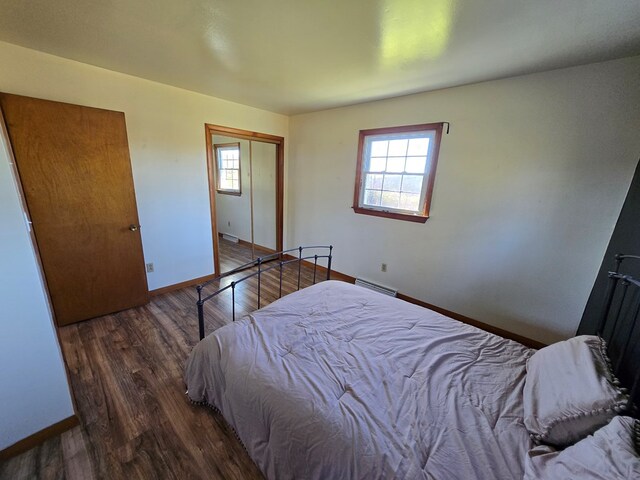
[
  {"left": 383, "top": 174, "right": 402, "bottom": 192},
  {"left": 406, "top": 156, "right": 427, "bottom": 173},
  {"left": 356, "top": 127, "right": 440, "bottom": 217},
  {"left": 388, "top": 139, "right": 408, "bottom": 156},
  {"left": 365, "top": 173, "right": 383, "bottom": 190},
  {"left": 399, "top": 193, "right": 420, "bottom": 211},
  {"left": 381, "top": 191, "right": 400, "bottom": 209},
  {"left": 225, "top": 170, "right": 233, "bottom": 179},
  {"left": 386, "top": 157, "right": 405, "bottom": 173},
  {"left": 401, "top": 175, "right": 423, "bottom": 194},
  {"left": 364, "top": 189, "right": 381, "bottom": 206},
  {"left": 232, "top": 159, "right": 239, "bottom": 169},
  {"left": 369, "top": 157, "right": 386, "bottom": 172},
  {"left": 370, "top": 140, "right": 388, "bottom": 157},
  {"left": 407, "top": 137, "right": 430, "bottom": 156}
]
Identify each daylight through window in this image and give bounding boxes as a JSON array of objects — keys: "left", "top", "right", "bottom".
[
  {"left": 353, "top": 123, "right": 443, "bottom": 223},
  {"left": 215, "top": 143, "right": 241, "bottom": 194}
]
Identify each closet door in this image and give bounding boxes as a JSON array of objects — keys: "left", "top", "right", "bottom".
[{"left": 1, "top": 93, "right": 148, "bottom": 326}]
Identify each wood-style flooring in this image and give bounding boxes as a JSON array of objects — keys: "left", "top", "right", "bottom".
[{"left": 0, "top": 240, "right": 330, "bottom": 479}]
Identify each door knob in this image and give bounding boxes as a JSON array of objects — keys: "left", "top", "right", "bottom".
[{"left": 129, "top": 224, "right": 141, "bottom": 232}]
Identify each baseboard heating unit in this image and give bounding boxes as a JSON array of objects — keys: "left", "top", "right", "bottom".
[
  {"left": 354, "top": 278, "right": 398, "bottom": 297},
  {"left": 221, "top": 233, "right": 239, "bottom": 243}
]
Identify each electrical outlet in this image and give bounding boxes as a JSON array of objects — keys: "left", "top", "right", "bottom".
[
  {"left": 146, "top": 263, "right": 154, "bottom": 273},
  {"left": 381, "top": 263, "right": 387, "bottom": 272}
]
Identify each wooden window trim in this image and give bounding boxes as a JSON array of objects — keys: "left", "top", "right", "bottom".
[
  {"left": 352, "top": 122, "right": 443, "bottom": 223},
  {"left": 215, "top": 142, "right": 242, "bottom": 195}
]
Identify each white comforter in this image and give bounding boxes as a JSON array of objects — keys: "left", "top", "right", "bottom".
[{"left": 185, "top": 281, "right": 533, "bottom": 479}]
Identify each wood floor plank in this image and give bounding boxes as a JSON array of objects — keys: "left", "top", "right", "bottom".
[
  {"left": 60, "top": 427, "right": 97, "bottom": 480},
  {"left": 0, "top": 239, "right": 331, "bottom": 479}
]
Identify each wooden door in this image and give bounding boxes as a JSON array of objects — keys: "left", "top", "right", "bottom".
[{"left": 0, "top": 93, "right": 149, "bottom": 326}]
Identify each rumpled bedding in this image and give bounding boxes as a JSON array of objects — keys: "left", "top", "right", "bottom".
[{"left": 185, "top": 281, "right": 533, "bottom": 479}]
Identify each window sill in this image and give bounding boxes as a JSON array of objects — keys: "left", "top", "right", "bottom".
[
  {"left": 217, "top": 190, "right": 241, "bottom": 196},
  {"left": 352, "top": 206, "right": 429, "bottom": 223}
]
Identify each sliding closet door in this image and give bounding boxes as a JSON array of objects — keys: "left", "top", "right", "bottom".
[
  {"left": 0, "top": 93, "right": 148, "bottom": 326},
  {"left": 251, "top": 141, "right": 277, "bottom": 251}
]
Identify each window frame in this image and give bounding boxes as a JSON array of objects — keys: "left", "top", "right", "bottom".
[
  {"left": 215, "top": 142, "right": 242, "bottom": 196},
  {"left": 352, "top": 123, "right": 443, "bottom": 223}
]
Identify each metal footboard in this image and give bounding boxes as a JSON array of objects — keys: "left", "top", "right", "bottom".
[{"left": 196, "top": 245, "right": 333, "bottom": 340}]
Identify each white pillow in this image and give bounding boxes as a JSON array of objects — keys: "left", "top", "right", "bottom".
[
  {"left": 523, "top": 335, "right": 628, "bottom": 446},
  {"left": 524, "top": 416, "right": 640, "bottom": 480}
]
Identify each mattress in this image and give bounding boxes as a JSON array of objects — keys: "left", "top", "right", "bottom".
[{"left": 185, "top": 280, "right": 533, "bottom": 479}]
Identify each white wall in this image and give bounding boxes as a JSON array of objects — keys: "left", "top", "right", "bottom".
[
  {"left": 214, "top": 136, "right": 252, "bottom": 242},
  {"left": 1, "top": 39, "right": 637, "bottom": 347},
  {"left": 0, "top": 130, "right": 75, "bottom": 450},
  {"left": 288, "top": 56, "right": 640, "bottom": 344},
  {"left": 0, "top": 41, "right": 289, "bottom": 290}
]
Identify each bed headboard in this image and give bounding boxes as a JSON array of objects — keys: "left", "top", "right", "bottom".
[{"left": 595, "top": 254, "right": 640, "bottom": 413}]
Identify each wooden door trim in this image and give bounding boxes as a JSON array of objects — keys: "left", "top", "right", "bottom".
[{"left": 204, "top": 124, "right": 284, "bottom": 278}]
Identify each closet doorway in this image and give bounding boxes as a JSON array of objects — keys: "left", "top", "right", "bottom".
[{"left": 204, "top": 124, "right": 284, "bottom": 275}]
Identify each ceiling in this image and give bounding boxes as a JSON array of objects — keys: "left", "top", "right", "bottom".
[{"left": 0, "top": 0, "right": 638, "bottom": 114}]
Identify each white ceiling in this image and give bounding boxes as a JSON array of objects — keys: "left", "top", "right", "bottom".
[{"left": 0, "top": 0, "right": 638, "bottom": 114}]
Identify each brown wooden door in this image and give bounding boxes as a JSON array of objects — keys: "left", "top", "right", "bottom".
[{"left": 0, "top": 93, "right": 149, "bottom": 326}]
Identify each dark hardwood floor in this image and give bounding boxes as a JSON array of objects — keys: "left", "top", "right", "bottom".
[{"left": 0, "top": 240, "right": 330, "bottom": 479}]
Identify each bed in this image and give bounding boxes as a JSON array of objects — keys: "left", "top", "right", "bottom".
[{"left": 185, "top": 249, "right": 640, "bottom": 479}]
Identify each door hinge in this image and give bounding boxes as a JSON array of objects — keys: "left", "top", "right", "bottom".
[{"left": 23, "top": 211, "right": 33, "bottom": 232}]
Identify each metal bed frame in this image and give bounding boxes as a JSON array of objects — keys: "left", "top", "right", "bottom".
[
  {"left": 195, "top": 249, "right": 639, "bottom": 409},
  {"left": 196, "top": 245, "right": 332, "bottom": 340},
  {"left": 596, "top": 253, "right": 640, "bottom": 411}
]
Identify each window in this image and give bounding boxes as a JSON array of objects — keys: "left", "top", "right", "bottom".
[
  {"left": 215, "top": 143, "right": 241, "bottom": 195},
  {"left": 353, "top": 123, "right": 443, "bottom": 223}
]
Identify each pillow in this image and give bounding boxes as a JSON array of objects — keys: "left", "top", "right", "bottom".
[
  {"left": 523, "top": 335, "right": 628, "bottom": 446},
  {"left": 524, "top": 416, "right": 640, "bottom": 480}
]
